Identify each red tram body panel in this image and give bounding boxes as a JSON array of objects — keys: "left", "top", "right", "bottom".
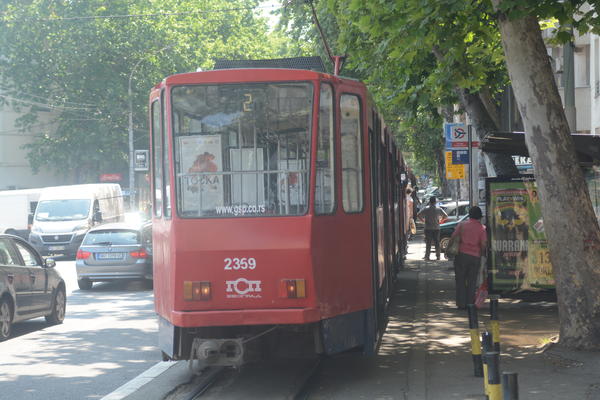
[{"left": 149, "top": 63, "right": 407, "bottom": 364}]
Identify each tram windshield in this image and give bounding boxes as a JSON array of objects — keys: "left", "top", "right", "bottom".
[{"left": 171, "top": 82, "right": 313, "bottom": 218}]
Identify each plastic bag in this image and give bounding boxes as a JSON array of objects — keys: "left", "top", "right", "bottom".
[
  {"left": 475, "top": 281, "right": 488, "bottom": 309},
  {"left": 409, "top": 218, "right": 416, "bottom": 235},
  {"left": 476, "top": 256, "right": 487, "bottom": 287}
]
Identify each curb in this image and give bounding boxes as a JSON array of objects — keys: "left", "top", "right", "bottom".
[{"left": 101, "top": 361, "right": 179, "bottom": 400}]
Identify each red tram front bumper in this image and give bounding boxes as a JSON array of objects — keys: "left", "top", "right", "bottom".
[{"left": 170, "top": 307, "right": 321, "bottom": 327}]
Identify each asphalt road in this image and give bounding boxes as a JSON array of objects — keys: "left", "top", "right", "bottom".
[{"left": 0, "top": 260, "right": 160, "bottom": 400}]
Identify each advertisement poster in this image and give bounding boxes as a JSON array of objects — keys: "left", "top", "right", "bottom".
[
  {"left": 487, "top": 176, "right": 554, "bottom": 293},
  {"left": 179, "top": 135, "right": 223, "bottom": 213}
]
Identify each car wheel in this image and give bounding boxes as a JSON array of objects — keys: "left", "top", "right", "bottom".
[
  {"left": 78, "top": 279, "right": 93, "bottom": 290},
  {"left": 440, "top": 236, "right": 450, "bottom": 252},
  {"left": 45, "top": 287, "right": 66, "bottom": 325},
  {"left": 0, "top": 298, "right": 12, "bottom": 341}
]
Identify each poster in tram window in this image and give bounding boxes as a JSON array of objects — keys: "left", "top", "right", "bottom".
[
  {"left": 178, "top": 135, "right": 223, "bottom": 213},
  {"left": 487, "top": 176, "right": 554, "bottom": 293}
]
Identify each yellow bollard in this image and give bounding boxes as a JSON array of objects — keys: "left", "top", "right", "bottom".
[
  {"left": 481, "top": 331, "right": 493, "bottom": 398},
  {"left": 467, "top": 304, "right": 483, "bottom": 377},
  {"left": 490, "top": 296, "right": 500, "bottom": 352},
  {"left": 485, "top": 351, "right": 503, "bottom": 400}
]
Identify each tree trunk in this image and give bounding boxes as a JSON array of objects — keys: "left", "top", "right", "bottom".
[
  {"left": 493, "top": 6, "right": 600, "bottom": 349},
  {"left": 456, "top": 88, "right": 519, "bottom": 176}
]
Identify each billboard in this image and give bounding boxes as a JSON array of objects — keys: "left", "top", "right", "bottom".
[{"left": 486, "top": 176, "right": 554, "bottom": 292}]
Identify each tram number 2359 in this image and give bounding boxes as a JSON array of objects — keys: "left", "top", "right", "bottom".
[{"left": 224, "top": 257, "right": 257, "bottom": 270}]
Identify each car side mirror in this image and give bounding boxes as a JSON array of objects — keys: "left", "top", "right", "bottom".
[{"left": 44, "top": 258, "right": 56, "bottom": 268}]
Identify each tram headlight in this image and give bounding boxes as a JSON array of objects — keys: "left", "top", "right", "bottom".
[
  {"left": 279, "top": 279, "right": 306, "bottom": 299},
  {"left": 184, "top": 281, "right": 211, "bottom": 301}
]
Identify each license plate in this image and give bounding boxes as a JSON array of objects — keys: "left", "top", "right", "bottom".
[
  {"left": 96, "top": 253, "right": 125, "bottom": 260},
  {"left": 48, "top": 246, "right": 65, "bottom": 251}
]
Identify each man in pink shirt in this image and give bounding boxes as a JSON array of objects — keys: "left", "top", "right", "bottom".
[{"left": 450, "top": 206, "right": 487, "bottom": 309}]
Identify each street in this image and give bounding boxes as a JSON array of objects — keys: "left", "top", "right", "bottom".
[{"left": 0, "top": 260, "right": 159, "bottom": 400}]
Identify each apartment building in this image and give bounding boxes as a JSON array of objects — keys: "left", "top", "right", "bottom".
[{"left": 0, "top": 99, "right": 68, "bottom": 190}]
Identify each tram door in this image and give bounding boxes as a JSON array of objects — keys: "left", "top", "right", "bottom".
[{"left": 311, "top": 82, "right": 372, "bottom": 318}]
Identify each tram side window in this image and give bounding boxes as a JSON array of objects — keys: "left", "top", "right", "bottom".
[
  {"left": 152, "top": 101, "right": 163, "bottom": 217},
  {"left": 315, "top": 83, "right": 334, "bottom": 214},
  {"left": 162, "top": 94, "right": 172, "bottom": 218},
  {"left": 340, "top": 94, "right": 363, "bottom": 213}
]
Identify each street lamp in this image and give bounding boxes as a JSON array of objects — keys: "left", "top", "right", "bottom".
[{"left": 128, "top": 44, "right": 174, "bottom": 211}]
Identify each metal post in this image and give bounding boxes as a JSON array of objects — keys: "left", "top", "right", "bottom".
[
  {"left": 468, "top": 125, "right": 473, "bottom": 206},
  {"left": 128, "top": 44, "right": 174, "bottom": 211},
  {"left": 128, "top": 75, "right": 136, "bottom": 211},
  {"left": 502, "top": 372, "right": 519, "bottom": 400},
  {"left": 467, "top": 304, "right": 483, "bottom": 377}
]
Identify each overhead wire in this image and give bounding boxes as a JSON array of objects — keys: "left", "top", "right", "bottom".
[
  {"left": 0, "top": 85, "right": 97, "bottom": 108},
  {"left": 0, "top": 4, "right": 278, "bottom": 23},
  {"left": 0, "top": 93, "right": 98, "bottom": 112}
]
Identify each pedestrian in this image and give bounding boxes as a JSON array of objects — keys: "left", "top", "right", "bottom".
[
  {"left": 417, "top": 196, "right": 448, "bottom": 261},
  {"left": 405, "top": 186, "right": 414, "bottom": 241},
  {"left": 411, "top": 185, "right": 420, "bottom": 223},
  {"left": 451, "top": 206, "right": 487, "bottom": 309}
]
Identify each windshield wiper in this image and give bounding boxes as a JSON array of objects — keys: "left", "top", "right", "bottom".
[{"left": 94, "top": 241, "right": 113, "bottom": 246}]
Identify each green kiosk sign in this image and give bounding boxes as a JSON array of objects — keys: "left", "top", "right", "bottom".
[{"left": 486, "top": 176, "right": 554, "bottom": 293}]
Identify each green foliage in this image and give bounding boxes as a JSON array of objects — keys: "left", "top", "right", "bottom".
[{"left": 0, "top": 0, "right": 280, "bottom": 182}]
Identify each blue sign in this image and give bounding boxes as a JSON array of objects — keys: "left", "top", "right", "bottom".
[
  {"left": 444, "top": 123, "right": 468, "bottom": 150},
  {"left": 452, "top": 149, "right": 469, "bottom": 164}
]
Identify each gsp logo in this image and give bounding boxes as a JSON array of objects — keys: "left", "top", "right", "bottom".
[{"left": 225, "top": 278, "right": 262, "bottom": 299}]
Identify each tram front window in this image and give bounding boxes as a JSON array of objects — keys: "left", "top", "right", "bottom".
[{"left": 171, "top": 82, "right": 313, "bottom": 218}]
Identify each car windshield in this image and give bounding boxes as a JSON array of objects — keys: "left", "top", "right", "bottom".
[
  {"left": 35, "top": 199, "right": 91, "bottom": 221},
  {"left": 171, "top": 82, "right": 313, "bottom": 218},
  {"left": 83, "top": 230, "right": 139, "bottom": 246}
]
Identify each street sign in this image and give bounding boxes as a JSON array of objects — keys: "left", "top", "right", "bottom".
[
  {"left": 446, "top": 164, "right": 465, "bottom": 179},
  {"left": 444, "top": 122, "right": 479, "bottom": 149},
  {"left": 134, "top": 150, "right": 149, "bottom": 171},
  {"left": 445, "top": 151, "right": 465, "bottom": 179},
  {"left": 452, "top": 149, "right": 469, "bottom": 164},
  {"left": 99, "top": 173, "right": 122, "bottom": 182}
]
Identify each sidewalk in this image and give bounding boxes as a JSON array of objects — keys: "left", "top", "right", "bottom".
[{"left": 405, "top": 231, "right": 600, "bottom": 399}]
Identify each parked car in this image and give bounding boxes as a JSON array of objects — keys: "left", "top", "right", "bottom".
[
  {"left": 0, "top": 234, "right": 66, "bottom": 341},
  {"left": 439, "top": 200, "right": 470, "bottom": 223},
  {"left": 75, "top": 222, "right": 153, "bottom": 290}
]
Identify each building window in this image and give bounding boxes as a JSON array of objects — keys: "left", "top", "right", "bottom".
[{"left": 575, "top": 44, "right": 590, "bottom": 88}]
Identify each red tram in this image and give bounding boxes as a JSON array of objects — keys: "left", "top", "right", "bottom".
[{"left": 149, "top": 58, "right": 408, "bottom": 365}]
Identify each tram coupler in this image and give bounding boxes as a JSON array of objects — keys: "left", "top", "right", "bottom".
[{"left": 190, "top": 338, "right": 244, "bottom": 367}]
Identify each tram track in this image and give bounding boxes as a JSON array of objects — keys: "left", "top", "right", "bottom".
[{"left": 170, "top": 357, "right": 322, "bottom": 400}]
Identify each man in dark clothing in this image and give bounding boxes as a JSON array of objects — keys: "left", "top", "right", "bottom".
[{"left": 417, "top": 196, "right": 448, "bottom": 260}]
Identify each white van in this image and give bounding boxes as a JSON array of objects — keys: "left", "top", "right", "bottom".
[
  {"left": 0, "top": 189, "right": 42, "bottom": 239},
  {"left": 29, "top": 184, "right": 124, "bottom": 258}
]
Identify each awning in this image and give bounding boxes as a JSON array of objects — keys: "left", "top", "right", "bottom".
[{"left": 481, "top": 131, "right": 600, "bottom": 164}]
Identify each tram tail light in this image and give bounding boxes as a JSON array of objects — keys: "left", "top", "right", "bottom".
[
  {"left": 280, "top": 279, "right": 306, "bottom": 298},
  {"left": 184, "top": 281, "right": 211, "bottom": 301}
]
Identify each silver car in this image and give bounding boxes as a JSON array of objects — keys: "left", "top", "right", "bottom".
[
  {"left": 0, "top": 234, "right": 66, "bottom": 341},
  {"left": 75, "top": 222, "right": 152, "bottom": 290}
]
